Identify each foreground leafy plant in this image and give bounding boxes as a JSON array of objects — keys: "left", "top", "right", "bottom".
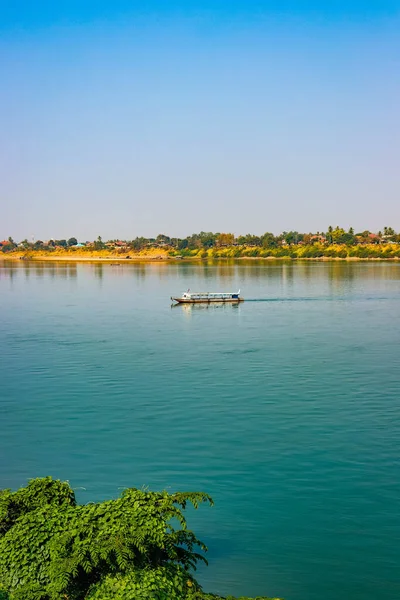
[{"left": 0, "top": 477, "right": 281, "bottom": 600}]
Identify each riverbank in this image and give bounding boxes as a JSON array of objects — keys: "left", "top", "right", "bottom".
[
  {"left": 2, "top": 256, "right": 400, "bottom": 263},
  {"left": 0, "top": 249, "right": 171, "bottom": 262},
  {"left": 2, "top": 248, "right": 400, "bottom": 263}
]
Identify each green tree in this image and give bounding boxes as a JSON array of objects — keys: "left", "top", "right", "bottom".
[
  {"left": 186, "top": 232, "right": 218, "bottom": 249},
  {"left": 328, "top": 226, "right": 355, "bottom": 245},
  {"left": 178, "top": 238, "right": 189, "bottom": 250},
  {"left": 261, "top": 232, "right": 277, "bottom": 248},
  {"left": 282, "top": 231, "right": 300, "bottom": 245},
  {"left": 68, "top": 237, "right": 78, "bottom": 247},
  {"left": 199, "top": 232, "right": 218, "bottom": 248},
  {"left": 0, "top": 478, "right": 280, "bottom": 600},
  {"left": 156, "top": 234, "right": 171, "bottom": 245},
  {"left": 237, "top": 234, "right": 261, "bottom": 246},
  {"left": 94, "top": 236, "right": 104, "bottom": 250},
  {"left": 130, "top": 237, "right": 148, "bottom": 251},
  {"left": 383, "top": 226, "right": 396, "bottom": 239},
  {"left": 331, "top": 226, "right": 345, "bottom": 243}
]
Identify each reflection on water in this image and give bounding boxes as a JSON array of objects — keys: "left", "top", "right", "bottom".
[
  {"left": 2, "top": 259, "right": 400, "bottom": 287},
  {"left": 2, "top": 260, "right": 79, "bottom": 281},
  {"left": 172, "top": 302, "right": 242, "bottom": 314},
  {"left": 93, "top": 263, "right": 103, "bottom": 280}
]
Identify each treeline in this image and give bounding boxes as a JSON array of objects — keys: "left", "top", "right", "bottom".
[
  {"left": 130, "top": 226, "right": 399, "bottom": 250},
  {"left": 2, "top": 226, "right": 400, "bottom": 251},
  {"left": 0, "top": 477, "right": 281, "bottom": 600},
  {"left": 2, "top": 226, "right": 400, "bottom": 258}
]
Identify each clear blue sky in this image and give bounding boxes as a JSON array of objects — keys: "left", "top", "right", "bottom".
[{"left": 1, "top": 1, "right": 399, "bottom": 241}]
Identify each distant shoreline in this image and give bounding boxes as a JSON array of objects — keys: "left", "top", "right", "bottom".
[
  {"left": 3, "top": 236, "right": 400, "bottom": 264},
  {"left": 1, "top": 252, "right": 400, "bottom": 264}
]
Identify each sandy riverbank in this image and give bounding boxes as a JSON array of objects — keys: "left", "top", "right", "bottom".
[
  {"left": 0, "top": 250, "right": 171, "bottom": 262},
  {"left": 1, "top": 252, "right": 400, "bottom": 263},
  {"left": 3, "top": 255, "right": 171, "bottom": 263}
]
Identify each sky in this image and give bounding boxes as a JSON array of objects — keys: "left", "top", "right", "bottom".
[{"left": 1, "top": 1, "right": 400, "bottom": 241}]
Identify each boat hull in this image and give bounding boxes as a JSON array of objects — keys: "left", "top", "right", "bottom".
[{"left": 172, "top": 297, "right": 244, "bottom": 303}]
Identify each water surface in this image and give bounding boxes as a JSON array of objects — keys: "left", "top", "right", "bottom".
[{"left": 1, "top": 260, "right": 399, "bottom": 600}]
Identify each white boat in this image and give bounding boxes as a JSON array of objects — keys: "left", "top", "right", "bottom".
[{"left": 171, "top": 290, "right": 244, "bottom": 304}]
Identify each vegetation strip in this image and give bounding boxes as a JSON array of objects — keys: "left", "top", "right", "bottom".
[
  {"left": 0, "top": 477, "right": 281, "bottom": 600},
  {"left": 1, "top": 227, "right": 400, "bottom": 261}
]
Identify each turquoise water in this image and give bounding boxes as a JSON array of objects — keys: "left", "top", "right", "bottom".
[{"left": 1, "top": 260, "right": 400, "bottom": 600}]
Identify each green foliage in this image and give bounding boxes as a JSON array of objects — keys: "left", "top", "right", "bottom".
[
  {"left": 93, "top": 236, "right": 105, "bottom": 250},
  {"left": 236, "top": 234, "right": 261, "bottom": 246},
  {"left": 0, "top": 479, "right": 282, "bottom": 600},
  {"left": 186, "top": 232, "right": 219, "bottom": 250},
  {"left": 0, "top": 479, "right": 214, "bottom": 600},
  {"left": 0, "top": 476, "right": 75, "bottom": 535},
  {"left": 261, "top": 233, "right": 276, "bottom": 248},
  {"left": 86, "top": 565, "right": 199, "bottom": 599},
  {"left": 299, "top": 246, "right": 324, "bottom": 258}
]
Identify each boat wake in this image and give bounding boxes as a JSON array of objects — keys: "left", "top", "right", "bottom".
[{"left": 245, "top": 297, "right": 336, "bottom": 302}]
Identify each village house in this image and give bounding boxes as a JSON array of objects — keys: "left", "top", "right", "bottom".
[
  {"left": 367, "top": 233, "right": 381, "bottom": 244},
  {"left": 310, "top": 235, "right": 327, "bottom": 244},
  {"left": 105, "top": 240, "right": 129, "bottom": 250}
]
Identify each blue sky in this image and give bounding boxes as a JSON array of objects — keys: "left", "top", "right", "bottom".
[{"left": 1, "top": 1, "right": 400, "bottom": 240}]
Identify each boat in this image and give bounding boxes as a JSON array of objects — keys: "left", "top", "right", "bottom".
[{"left": 171, "top": 289, "right": 244, "bottom": 304}]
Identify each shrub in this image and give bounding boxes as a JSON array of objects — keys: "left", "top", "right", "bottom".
[
  {"left": 336, "top": 248, "right": 348, "bottom": 258},
  {"left": 0, "top": 478, "right": 281, "bottom": 600}
]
